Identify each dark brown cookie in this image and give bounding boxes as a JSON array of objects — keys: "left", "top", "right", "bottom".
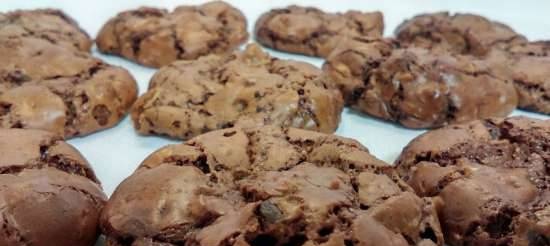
[
  {"left": 255, "top": 5, "right": 383, "bottom": 58},
  {"left": 0, "top": 128, "right": 107, "bottom": 246},
  {"left": 395, "top": 12, "right": 526, "bottom": 56},
  {"left": 101, "top": 126, "right": 444, "bottom": 246},
  {"left": 0, "top": 36, "right": 138, "bottom": 137},
  {"left": 393, "top": 12, "right": 550, "bottom": 115},
  {"left": 96, "top": 1, "right": 248, "bottom": 68},
  {"left": 0, "top": 9, "right": 92, "bottom": 52},
  {"left": 131, "top": 43, "right": 343, "bottom": 140},
  {"left": 395, "top": 116, "right": 550, "bottom": 245},
  {"left": 323, "top": 37, "right": 518, "bottom": 128},
  {"left": 485, "top": 42, "right": 550, "bottom": 114}
]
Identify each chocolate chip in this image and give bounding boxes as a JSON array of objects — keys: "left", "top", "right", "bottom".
[
  {"left": 258, "top": 201, "right": 282, "bottom": 223},
  {"left": 92, "top": 104, "right": 111, "bottom": 126}
]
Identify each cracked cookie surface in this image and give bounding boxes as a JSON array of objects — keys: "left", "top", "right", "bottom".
[
  {"left": 101, "top": 126, "right": 444, "bottom": 246},
  {"left": 96, "top": 1, "right": 248, "bottom": 68},
  {"left": 323, "top": 37, "right": 517, "bottom": 128},
  {"left": 131, "top": 43, "right": 343, "bottom": 140},
  {"left": 395, "top": 116, "right": 550, "bottom": 246},
  {"left": 255, "top": 5, "right": 383, "bottom": 58},
  {"left": 0, "top": 36, "right": 138, "bottom": 138},
  {"left": 394, "top": 12, "right": 526, "bottom": 56},
  {"left": 394, "top": 12, "right": 549, "bottom": 115},
  {"left": 485, "top": 42, "right": 550, "bottom": 114},
  {"left": 0, "top": 128, "right": 107, "bottom": 246},
  {"left": 0, "top": 9, "right": 92, "bottom": 52}
]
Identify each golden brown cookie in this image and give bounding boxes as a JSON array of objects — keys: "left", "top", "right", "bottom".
[
  {"left": 132, "top": 43, "right": 343, "bottom": 139},
  {"left": 323, "top": 37, "right": 518, "bottom": 128},
  {"left": 0, "top": 128, "right": 107, "bottom": 246},
  {"left": 255, "top": 5, "right": 383, "bottom": 57},
  {"left": 96, "top": 1, "right": 248, "bottom": 68},
  {"left": 101, "top": 126, "right": 444, "bottom": 246},
  {"left": 395, "top": 116, "right": 550, "bottom": 245},
  {"left": 0, "top": 36, "right": 138, "bottom": 137}
]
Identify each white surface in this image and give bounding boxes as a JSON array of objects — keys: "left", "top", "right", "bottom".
[{"left": 1, "top": 0, "right": 549, "bottom": 199}]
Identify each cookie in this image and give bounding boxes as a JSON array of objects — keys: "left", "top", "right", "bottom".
[
  {"left": 255, "top": 5, "right": 383, "bottom": 57},
  {"left": 485, "top": 42, "right": 550, "bottom": 114},
  {"left": 323, "top": 37, "right": 517, "bottom": 128},
  {"left": 101, "top": 126, "right": 444, "bottom": 246},
  {"left": 0, "top": 36, "right": 138, "bottom": 137},
  {"left": 131, "top": 43, "right": 343, "bottom": 139},
  {"left": 96, "top": 1, "right": 248, "bottom": 68},
  {"left": 395, "top": 12, "right": 526, "bottom": 56},
  {"left": 395, "top": 117, "right": 550, "bottom": 245},
  {"left": 0, "top": 9, "right": 92, "bottom": 52},
  {"left": 0, "top": 128, "right": 107, "bottom": 246}
]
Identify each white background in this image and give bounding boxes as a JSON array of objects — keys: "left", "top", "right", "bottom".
[{"left": 1, "top": 0, "right": 549, "bottom": 199}]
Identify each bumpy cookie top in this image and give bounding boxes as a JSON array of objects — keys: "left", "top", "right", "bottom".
[
  {"left": 395, "top": 117, "right": 549, "bottom": 245},
  {"left": 0, "top": 128, "right": 107, "bottom": 246},
  {"left": 485, "top": 41, "right": 550, "bottom": 114},
  {"left": 0, "top": 9, "right": 92, "bottom": 52},
  {"left": 0, "top": 36, "right": 138, "bottom": 137},
  {"left": 395, "top": 12, "right": 526, "bottom": 56},
  {"left": 132, "top": 44, "right": 344, "bottom": 139},
  {"left": 96, "top": 1, "right": 248, "bottom": 68},
  {"left": 323, "top": 37, "right": 518, "bottom": 128},
  {"left": 101, "top": 126, "right": 443, "bottom": 246},
  {"left": 255, "top": 5, "right": 384, "bottom": 57}
]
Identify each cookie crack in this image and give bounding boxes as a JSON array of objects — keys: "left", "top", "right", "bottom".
[
  {"left": 50, "top": 183, "right": 105, "bottom": 209},
  {"left": 1, "top": 211, "right": 29, "bottom": 245}
]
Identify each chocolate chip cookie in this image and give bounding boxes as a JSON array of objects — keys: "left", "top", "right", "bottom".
[
  {"left": 132, "top": 43, "right": 343, "bottom": 139},
  {"left": 101, "top": 126, "right": 444, "bottom": 246},
  {"left": 96, "top": 1, "right": 248, "bottom": 68},
  {"left": 395, "top": 117, "right": 549, "bottom": 245},
  {"left": 0, "top": 9, "right": 92, "bottom": 52},
  {"left": 0, "top": 36, "right": 138, "bottom": 137},
  {"left": 254, "top": 5, "right": 384, "bottom": 57},
  {"left": 323, "top": 37, "right": 518, "bottom": 128},
  {"left": 0, "top": 128, "right": 107, "bottom": 246},
  {"left": 395, "top": 12, "right": 526, "bottom": 56}
]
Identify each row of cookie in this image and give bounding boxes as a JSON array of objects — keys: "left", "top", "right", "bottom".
[
  {"left": 94, "top": 1, "right": 550, "bottom": 137},
  {"left": 1, "top": 2, "right": 548, "bottom": 140},
  {"left": 0, "top": 5, "right": 339, "bottom": 140},
  {"left": 95, "top": 2, "right": 548, "bottom": 119},
  {"left": 1, "top": 115, "right": 547, "bottom": 245}
]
